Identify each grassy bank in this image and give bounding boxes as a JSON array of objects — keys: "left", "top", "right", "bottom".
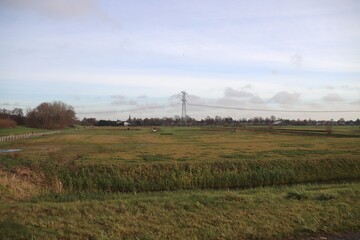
[{"left": 1, "top": 182, "right": 359, "bottom": 239}]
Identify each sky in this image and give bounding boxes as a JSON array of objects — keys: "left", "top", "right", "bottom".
[{"left": 0, "top": 0, "right": 359, "bottom": 120}]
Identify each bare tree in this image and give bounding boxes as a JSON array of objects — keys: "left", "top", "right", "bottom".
[{"left": 26, "top": 101, "right": 76, "bottom": 129}]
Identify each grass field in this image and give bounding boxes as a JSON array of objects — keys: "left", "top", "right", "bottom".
[
  {"left": 0, "top": 126, "right": 359, "bottom": 239},
  {"left": 0, "top": 126, "right": 48, "bottom": 136}
]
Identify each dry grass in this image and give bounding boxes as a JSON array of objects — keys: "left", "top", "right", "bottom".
[{"left": 0, "top": 168, "right": 44, "bottom": 201}]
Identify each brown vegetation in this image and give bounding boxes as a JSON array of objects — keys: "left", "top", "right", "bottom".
[
  {"left": 0, "top": 119, "right": 17, "bottom": 129},
  {"left": 0, "top": 168, "right": 44, "bottom": 201},
  {"left": 325, "top": 125, "right": 333, "bottom": 134},
  {"left": 26, "top": 101, "right": 76, "bottom": 129}
]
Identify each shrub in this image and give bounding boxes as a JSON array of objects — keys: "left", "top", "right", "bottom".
[
  {"left": 0, "top": 119, "right": 17, "bottom": 129},
  {"left": 325, "top": 125, "right": 333, "bottom": 135}
]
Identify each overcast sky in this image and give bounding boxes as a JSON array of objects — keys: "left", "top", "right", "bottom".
[{"left": 0, "top": 0, "right": 359, "bottom": 120}]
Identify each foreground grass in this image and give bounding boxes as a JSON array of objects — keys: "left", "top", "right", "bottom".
[{"left": 1, "top": 182, "right": 359, "bottom": 240}]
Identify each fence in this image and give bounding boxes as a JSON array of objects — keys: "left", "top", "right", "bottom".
[{"left": 0, "top": 131, "right": 61, "bottom": 143}]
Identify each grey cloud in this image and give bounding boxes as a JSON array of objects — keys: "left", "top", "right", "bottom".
[
  {"left": 242, "top": 84, "right": 252, "bottom": 90},
  {"left": 322, "top": 93, "right": 343, "bottom": 102},
  {"left": 16, "top": 48, "right": 36, "bottom": 55},
  {"left": 222, "top": 87, "right": 265, "bottom": 105},
  {"left": 169, "top": 93, "right": 182, "bottom": 101},
  {"left": 340, "top": 85, "right": 360, "bottom": 91},
  {"left": 1, "top": 102, "right": 12, "bottom": 106},
  {"left": 271, "top": 70, "right": 279, "bottom": 75},
  {"left": 166, "top": 93, "right": 199, "bottom": 104},
  {"left": 111, "top": 95, "right": 126, "bottom": 100},
  {"left": 324, "top": 85, "right": 359, "bottom": 91},
  {"left": 187, "top": 94, "right": 202, "bottom": 102},
  {"left": 127, "top": 103, "right": 167, "bottom": 113},
  {"left": 269, "top": 91, "right": 300, "bottom": 105},
  {"left": 291, "top": 53, "right": 303, "bottom": 67},
  {"left": 0, "top": 0, "right": 102, "bottom": 19},
  {"left": 224, "top": 87, "right": 254, "bottom": 98},
  {"left": 111, "top": 95, "right": 138, "bottom": 106},
  {"left": 351, "top": 99, "right": 360, "bottom": 105},
  {"left": 0, "top": 102, "right": 20, "bottom": 107},
  {"left": 248, "top": 96, "right": 264, "bottom": 104},
  {"left": 217, "top": 97, "right": 246, "bottom": 106},
  {"left": 325, "top": 85, "right": 335, "bottom": 90},
  {"left": 305, "top": 102, "right": 322, "bottom": 109},
  {"left": 137, "top": 95, "right": 148, "bottom": 99}
]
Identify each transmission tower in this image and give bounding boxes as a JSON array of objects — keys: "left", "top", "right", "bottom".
[{"left": 181, "top": 91, "right": 187, "bottom": 125}]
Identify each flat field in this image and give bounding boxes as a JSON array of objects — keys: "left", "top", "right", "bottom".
[
  {"left": 0, "top": 126, "right": 48, "bottom": 136},
  {"left": 0, "top": 126, "right": 359, "bottom": 239}
]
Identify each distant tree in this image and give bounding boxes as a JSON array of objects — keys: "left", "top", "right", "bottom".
[
  {"left": 26, "top": 101, "right": 76, "bottom": 129},
  {"left": 96, "top": 120, "right": 118, "bottom": 126},
  {"left": 132, "top": 117, "right": 143, "bottom": 126},
  {"left": 215, "top": 116, "right": 222, "bottom": 125},
  {"left": 224, "top": 117, "right": 233, "bottom": 126},
  {"left": 205, "top": 116, "right": 215, "bottom": 125},
  {"left": 0, "top": 107, "right": 25, "bottom": 125},
  {"left": 11, "top": 108, "right": 25, "bottom": 125},
  {"left": 270, "top": 115, "right": 276, "bottom": 122},
  {"left": 81, "top": 117, "right": 97, "bottom": 126},
  {"left": 338, "top": 118, "right": 345, "bottom": 125}
]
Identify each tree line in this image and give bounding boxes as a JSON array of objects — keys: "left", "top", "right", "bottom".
[
  {"left": 81, "top": 115, "right": 360, "bottom": 127},
  {"left": 0, "top": 101, "right": 76, "bottom": 129}
]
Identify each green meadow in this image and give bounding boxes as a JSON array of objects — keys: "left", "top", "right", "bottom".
[{"left": 0, "top": 126, "right": 359, "bottom": 239}]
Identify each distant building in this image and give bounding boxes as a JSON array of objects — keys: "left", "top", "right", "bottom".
[
  {"left": 272, "top": 120, "right": 283, "bottom": 126},
  {"left": 116, "top": 120, "right": 131, "bottom": 126}
]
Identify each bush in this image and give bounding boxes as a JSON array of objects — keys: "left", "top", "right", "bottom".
[
  {"left": 0, "top": 119, "right": 17, "bottom": 129},
  {"left": 325, "top": 125, "right": 333, "bottom": 135}
]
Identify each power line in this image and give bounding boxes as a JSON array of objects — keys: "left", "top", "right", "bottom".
[
  {"left": 77, "top": 103, "right": 176, "bottom": 115},
  {"left": 76, "top": 97, "right": 180, "bottom": 115},
  {"left": 187, "top": 102, "right": 360, "bottom": 113}
]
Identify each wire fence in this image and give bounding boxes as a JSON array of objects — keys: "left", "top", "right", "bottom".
[{"left": 0, "top": 131, "right": 61, "bottom": 143}]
